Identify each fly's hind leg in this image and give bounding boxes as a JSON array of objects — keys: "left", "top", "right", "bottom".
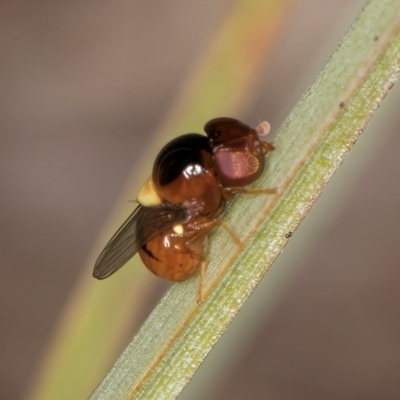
[
  {"left": 185, "top": 220, "right": 244, "bottom": 303},
  {"left": 182, "top": 239, "right": 208, "bottom": 303},
  {"left": 197, "top": 260, "right": 206, "bottom": 304}
]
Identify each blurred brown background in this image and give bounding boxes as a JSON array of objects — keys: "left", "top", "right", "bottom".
[{"left": 1, "top": 1, "right": 400, "bottom": 399}]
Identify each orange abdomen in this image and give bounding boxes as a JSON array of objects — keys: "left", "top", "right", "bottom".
[{"left": 139, "top": 232, "right": 206, "bottom": 282}]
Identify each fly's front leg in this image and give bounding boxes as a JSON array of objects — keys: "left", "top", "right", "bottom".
[{"left": 223, "top": 187, "right": 277, "bottom": 196}]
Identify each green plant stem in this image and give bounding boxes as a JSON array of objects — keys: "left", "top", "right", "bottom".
[{"left": 89, "top": 0, "right": 400, "bottom": 399}]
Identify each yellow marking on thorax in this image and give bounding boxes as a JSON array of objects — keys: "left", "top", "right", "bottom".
[{"left": 138, "top": 177, "right": 162, "bottom": 206}]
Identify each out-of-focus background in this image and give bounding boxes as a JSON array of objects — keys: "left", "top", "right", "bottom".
[{"left": 1, "top": 1, "right": 400, "bottom": 399}]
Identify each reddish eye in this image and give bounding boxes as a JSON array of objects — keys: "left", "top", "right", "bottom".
[
  {"left": 214, "top": 151, "right": 260, "bottom": 181},
  {"left": 204, "top": 117, "right": 268, "bottom": 187}
]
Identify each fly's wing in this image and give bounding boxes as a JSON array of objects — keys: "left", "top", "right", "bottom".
[{"left": 93, "top": 204, "right": 189, "bottom": 279}]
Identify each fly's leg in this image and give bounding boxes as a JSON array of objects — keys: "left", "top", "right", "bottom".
[
  {"left": 197, "top": 260, "right": 206, "bottom": 303},
  {"left": 260, "top": 141, "right": 275, "bottom": 152},
  {"left": 187, "top": 219, "right": 244, "bottom": 249},
  {"left": 185, "top": 220, "right": 244, "bottom": 303},
  {"left": 182, "top": 239, "right": 207, "bottom": 303},
  {"left": 224, "top": 187, "right": 277, "bottom": 196}
]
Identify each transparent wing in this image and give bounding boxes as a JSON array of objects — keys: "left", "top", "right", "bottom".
[{"left": 93, "top": 204, "right": 189, "bottom": 279}]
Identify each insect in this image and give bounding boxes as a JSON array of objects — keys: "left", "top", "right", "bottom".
[{"left": 93, "top": 117, "right": 275, "bottom": 302}]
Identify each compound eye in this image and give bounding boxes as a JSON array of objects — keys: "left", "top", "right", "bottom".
[
  {"left": 214, "top": 151, "right": 260, "bottom": 183},
  {"left": 204, "top": 117, "right": 269, "bottom": 187},
  {"left": 213, "top": 142, "right": 265, "bottom": 187}
]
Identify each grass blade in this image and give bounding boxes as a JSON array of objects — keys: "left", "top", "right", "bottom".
[{"left": 89, "top": 0, "right": 400, "bottom": 398}]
